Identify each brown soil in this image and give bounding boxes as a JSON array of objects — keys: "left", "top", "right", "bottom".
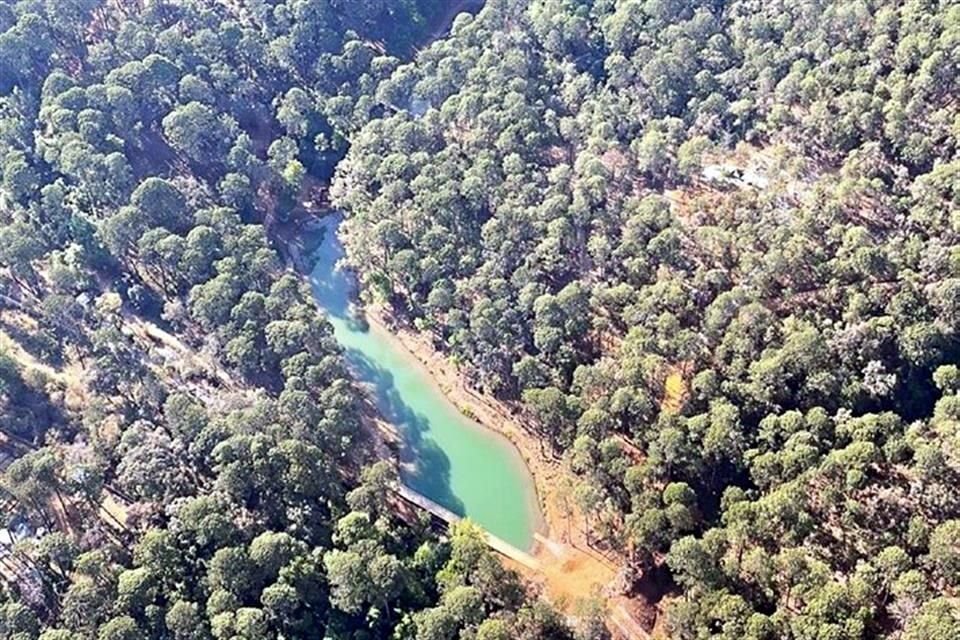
[
  {"left": 530, "top": 544, "right": 617, "bottom": 610},
  {"left": 361, "top": 307, "right": 639, "bottom": 620},
  {"left": 363, "top": 305, "right": 583, "bottom": 544},
  {"left": 659, "top": 363, "right": 692, "bottom": 416},
  {"left": 277, "top": 218, "right": 655, "bottom": 635},
  {"left": 0, "top": 319, "right": 87, "bottom": 412}
]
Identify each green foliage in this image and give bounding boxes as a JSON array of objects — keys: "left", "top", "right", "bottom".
[
  {"left": 330, "top": 0, "right": 960, "bottom": 637},
  {"left": 0, "top": 2, "right": 571, "bottom": 640},
  {"left": 2, "top": 0, "right": 959, "bottom": 638}
]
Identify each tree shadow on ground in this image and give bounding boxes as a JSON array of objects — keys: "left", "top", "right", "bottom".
[{"left": 0, "top": 318, "right": 63, "bottom": 368}]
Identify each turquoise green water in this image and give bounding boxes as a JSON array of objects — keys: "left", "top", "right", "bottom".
[{"left": 305, "top": 214, "right": 541, "bottom": 550}]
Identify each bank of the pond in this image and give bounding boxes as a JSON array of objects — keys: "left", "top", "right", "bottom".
[
  {"left": 303, "top": 214, "right": 545, "bottom": 550},
  {"left": 360, "top": 289, "right": 626, "bottom": 619},
  {"left": 361, "top": 304, "right": 592, "bottom": 547}
]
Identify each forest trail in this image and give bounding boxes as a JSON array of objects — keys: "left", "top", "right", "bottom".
[
  {"left": 0, "top": 319, "right": 87, "bottom": 412},
  {"left": 0, "top": 327, "right": 65, "bottom": 385},
  {"left": 608, "top": 602, "right": 653, "bottom": 640},
  {"left": 118, "top": 306, "right": 238, "bottom": 391}
]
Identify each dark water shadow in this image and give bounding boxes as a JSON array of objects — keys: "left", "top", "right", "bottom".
[
  {"left": 344, "top": 347, "right": 464, "bottom": 517},
  {"left": 302, "top": 214, "right": 465, "bottom": 517},
  {"left": 305, "top": 215, "right": 370, "bottom": 334}
]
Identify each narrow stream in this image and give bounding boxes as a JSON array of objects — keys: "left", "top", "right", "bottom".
[{"left": 305, "top": 214, "right": 542, "bottom": 550}]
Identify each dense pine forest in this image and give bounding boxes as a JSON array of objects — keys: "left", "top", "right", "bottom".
[
  {"left": 333, "top": 0, "right": 960, "bottom": 638},
  {"left": 0, "top": 0, "right": 959, "bottom": 639},
  {"left": 0, "top": 1, "right": 581, "bottom": 639}
]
